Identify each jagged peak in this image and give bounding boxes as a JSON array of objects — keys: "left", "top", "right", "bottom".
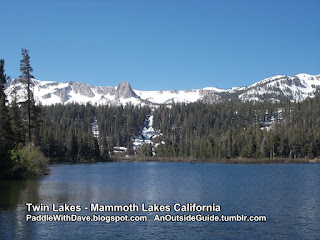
[
  {"left": 115, "top": 81, "right": 138, "bottom": 99},
  {"left": 117, "top": 81, "right": 131, "bottom": 88},
  {"left": 4, "top": 73, "right": 320, "bottom": 106}
]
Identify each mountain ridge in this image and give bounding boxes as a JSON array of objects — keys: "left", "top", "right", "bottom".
[{"left": 4, "top": 73, "right": 320, "bottom": 106}]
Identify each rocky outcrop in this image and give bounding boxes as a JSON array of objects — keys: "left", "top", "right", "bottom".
[
  {"left": 69, "top": 82, "right": 95, "bottom": 98},
  {"left": 95, "top": 86, "right": 116, "bottom": 95},
  {"left": 53, "top": 86, "right": 72, "bottom": 103},
  {"left": 4, "top": 74, "right": 320, "bottom": 106},
  {"left": 115, "top": 81, "right": 138, "bottom": 99}
]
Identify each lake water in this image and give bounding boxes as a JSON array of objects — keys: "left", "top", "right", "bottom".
[{"left": 0, "top": 162, "right": 319, "bottom": 239}]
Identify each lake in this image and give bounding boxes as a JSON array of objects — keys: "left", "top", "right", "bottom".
[{"left": 0, "top": 162, "right": 319, "bottom": 239}]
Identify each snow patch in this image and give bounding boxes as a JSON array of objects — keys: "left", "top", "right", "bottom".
[
  {"left": 91, "top": 116, "right": 99, "bottom": 138},
  {"left": 133, "top": 115, "right": 156, "bottom": 150}
]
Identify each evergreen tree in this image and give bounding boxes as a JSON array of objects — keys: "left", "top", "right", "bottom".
[
  {"left": 0, "top": 59, "right": 8, "bottom": 98},
  {"left": 126, "top": 138, "right": 134, "bottom": 155},
  {"left": 0, "top": 59, "right": 13, "bottom": 178},
  {"left": 10, "top": 86, "right": 26, "bottom": 147},
  {"left": 19, "top": 48, "right": 36, "bottom": 144}
]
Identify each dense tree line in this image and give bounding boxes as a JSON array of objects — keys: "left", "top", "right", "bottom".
[
  {"left": 152, "top": 97, "right": 320, "bottom": 160},
  {"left": 39, "top": 104, "right": 150, "bottom": 161},
  {"left": 96, "top": 104, "right": 150, "bottom": 156}
]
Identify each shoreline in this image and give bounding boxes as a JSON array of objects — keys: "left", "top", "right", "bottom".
[
  {"left": 115, "top": 156, "right": 320, "bottom": 164},
  {"left": 48, "top": 157, "right": 320, "bottom": 164}
]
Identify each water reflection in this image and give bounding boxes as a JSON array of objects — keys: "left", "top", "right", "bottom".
[
  {"left": 0, "top": 162, "right": 319, "bottom": 239},
  {"left": 0, "top": 178, "right": 41, "bottom": 210},
  {"left": 0, "top": 178, "right": 43, "bottom": 240}
]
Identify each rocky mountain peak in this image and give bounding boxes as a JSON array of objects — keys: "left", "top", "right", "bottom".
[
  {"left": 4, "top": 74, "right": 320, "bottom": 106},
  {"left": 115, "top": 81, "right": 138, "bottom": 99}
]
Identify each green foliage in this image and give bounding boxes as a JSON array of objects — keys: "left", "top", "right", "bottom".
[
  {"left": 152, "top": 95, "right": 320, "bottom": 160},
  {"left": 10, "top": 144, "right": 49, "bottom": 179},
  {"left": 20, "top": 49, "right": 34, "bottom": 79},
  {"left": 19, "top": 48, "right": 38, "bottom": 144},
  {"left": 0, "top": 59, "right": 9, "bottom": 96},
  {"left": 10, "top": 95, "right": 26, "bottom": 146},
  {"left": 39, "top": 103, "right": 150, "bottom": 162},
  {"left": 137, "top": 143, "right": 153, "bottom": 157},
  {"left": 0, "top": 59, "right": 13, "bottom": 179},
  {"left": 0, "top": 56, "right": 49, "bottom": 179}
]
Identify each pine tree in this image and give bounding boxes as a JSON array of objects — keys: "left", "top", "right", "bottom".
[
  {"left": 0, "top": 59, "right": 13, "bottom": 178},
  {"left": 30, "top": 94, "right": 41, "bottom": 145},
  {"left": 0, "top": 59, "right": 8, "bottom": 98},
  {"left": 20, "top": 48, "right": 35, "bottom": 144},
  {"left": 126, "top": 138, "right": 133, "bottom": 155},
  {"left": 10, "top": 85, "right": 26, "bottom": 147}
]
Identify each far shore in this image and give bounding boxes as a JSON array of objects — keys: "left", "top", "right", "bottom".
[
  {"left": 48, "top": 156, "right": 320, "bottom": 164},
  {"left": 115, "top": 156, "right": 320, "bottom": 164}
]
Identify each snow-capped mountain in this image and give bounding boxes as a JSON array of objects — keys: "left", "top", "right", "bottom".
[
  {"left": 4, "top": 73, "right": 320, "bottom": 106},
  {"left": 240, "top": 73, "right": 320, "bottom": 102},
  {"left": 203, "top": 74, "right": 320, "bottom": 103},
  {"left": 4, "top": 78, "right": 224, "bottom": 106}
]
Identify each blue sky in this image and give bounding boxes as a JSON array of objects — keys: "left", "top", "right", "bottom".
[{"left": 2, "top": 0, "right": 319, "bottom": 90}]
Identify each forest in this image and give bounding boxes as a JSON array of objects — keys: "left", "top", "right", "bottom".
[
  {"left": 39, "top": 103, "right": 150, "bottom": 161},
  {"left": 1, "top": 50, "right": 320, "bottom": 179},
  {"left": 37, "top": 95, "right": 320, "bottom": 162},
  {"left": 152, "top": 98, "right": 320, "bottom": 160},
  {"left": 15, "top": 90, "right": 320, "bottom": 164}
]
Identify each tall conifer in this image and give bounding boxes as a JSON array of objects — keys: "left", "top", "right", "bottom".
[
  {"left": 20, "top": 48, "right": 38, "bottom": 144},
  {"left": 0, "top": 59, "right": 13, "bottom": 178}
]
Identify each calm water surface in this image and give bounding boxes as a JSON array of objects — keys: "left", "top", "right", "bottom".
[{"left": 0, "top": 162, "right": 319, "bottom": 239}]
